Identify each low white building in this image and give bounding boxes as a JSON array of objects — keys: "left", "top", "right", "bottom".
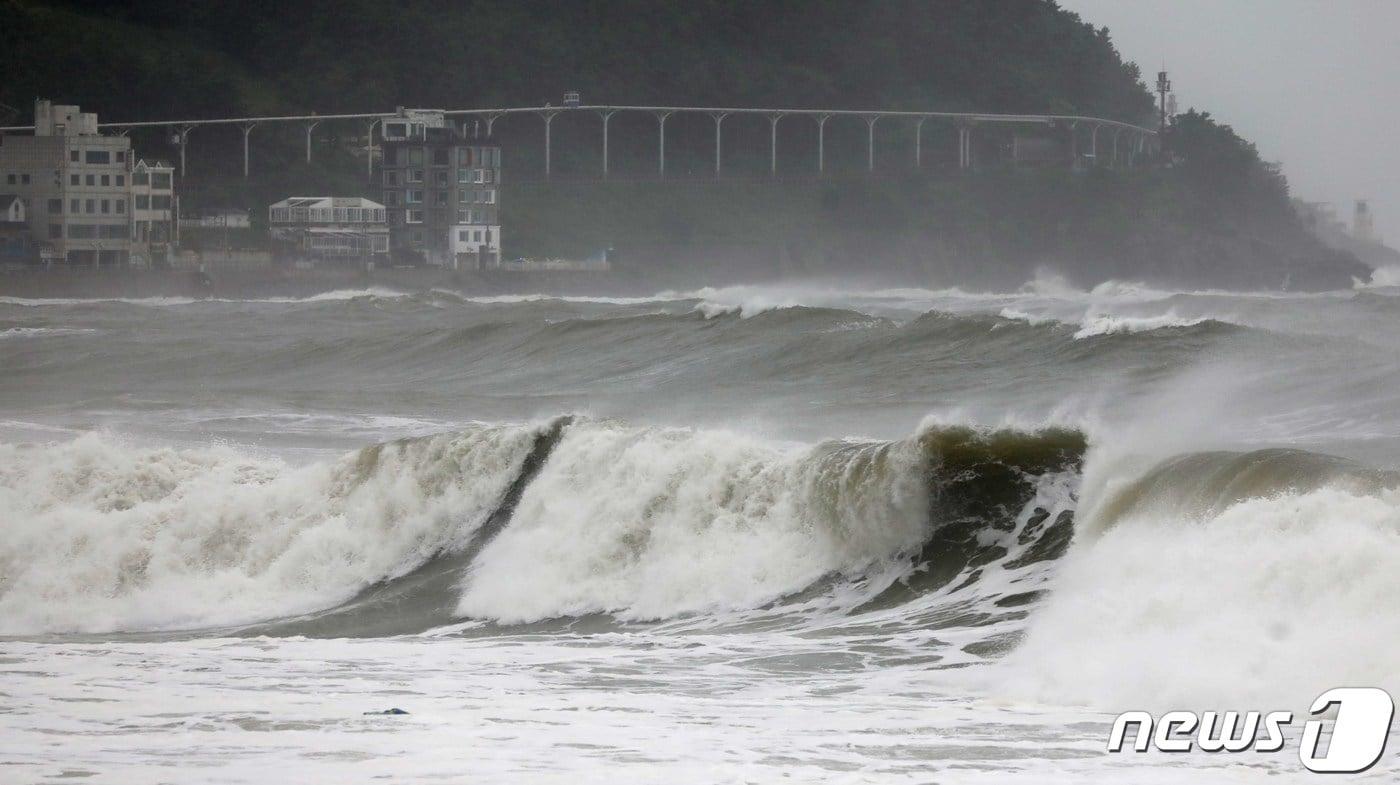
[
  {"left": 268, "top": 196, "right": 388, "bottom": 262},
  {"left": 449, "top": 222, "right": 501, "bottom": 270}
]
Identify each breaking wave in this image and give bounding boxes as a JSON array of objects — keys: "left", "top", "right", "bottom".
[
  {"left": 0, "top": 422, "right": 548, "bottom": 634},
  {"left": 4, "top": 409, "right": 1398, "bottom": 716},
  {"left": 0, "top": 419, "right": 1083, "bottom": 636},
  {"left": 1002, "top": 448, "right": 1400, "bottom": 710}
]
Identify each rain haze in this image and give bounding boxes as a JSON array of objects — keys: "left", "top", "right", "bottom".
[
  {"left": 5, "top": 3, "right": 1400, "bottom": 783},
  {"left": 1063, "top": 0, "right": 1400, "bottom": 242}
]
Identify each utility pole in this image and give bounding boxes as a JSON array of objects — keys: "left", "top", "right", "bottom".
[{"left": 1156, "top": 70, "right": 1172, "bottom": 134}]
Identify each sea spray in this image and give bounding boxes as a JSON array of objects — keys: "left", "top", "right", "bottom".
[{"left": 0, "top": 423, "right": 543, "bottom": 634}]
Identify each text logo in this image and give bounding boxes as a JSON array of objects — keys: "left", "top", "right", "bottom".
[{"left": 1108, "top": 687, "right": 1394, "bottom": 774}]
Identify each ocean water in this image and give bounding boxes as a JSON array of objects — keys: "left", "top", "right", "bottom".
[{"left": 2, "top": 274, "right": 1399, "bottom": 782}]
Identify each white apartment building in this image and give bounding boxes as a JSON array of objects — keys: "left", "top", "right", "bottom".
[{"left": 129, "top": 159, "right": 175, "bottom": 266}]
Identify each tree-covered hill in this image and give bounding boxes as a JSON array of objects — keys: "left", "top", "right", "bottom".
[
  {"left": 0, "top": 0, "right": 1370, "bottom": 288},
  {"left": 3, "top": 0, "right": 1154, "bottom": 123}
]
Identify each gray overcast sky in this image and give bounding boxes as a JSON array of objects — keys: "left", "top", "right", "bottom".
[{"left": 1060, "top": 0, "right": 1400, "bottom": 243}]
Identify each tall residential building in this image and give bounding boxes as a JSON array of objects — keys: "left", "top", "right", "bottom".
[
  {"left": 0, "top": 100, "right": 176, "bottom": 267},
  {"left": 379, "top": 108, "right": 501, "bottom": 269}
]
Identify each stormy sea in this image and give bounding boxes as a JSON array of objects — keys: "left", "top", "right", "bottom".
[{"left": 2, "top": 274, "right": 1398, "bottom": 782}]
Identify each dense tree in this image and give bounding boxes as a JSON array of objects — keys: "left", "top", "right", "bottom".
[{"left": 4, "top": 0, "right": 1154, "bottom": 122}]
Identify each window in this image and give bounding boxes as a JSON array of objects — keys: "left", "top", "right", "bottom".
[
  {"left": 460, "top": 148, "right": 474, "bottom": 167},
  {"left": 133, "top": 171, "right": 148, "bottom": 186},
  {"left": 484, "top": 170, "right": 494, "bottom": 184},
  {"left": 49, "top": 223, "right": 62, "bottom": 238},
  {"left": 85, "top": 150, "right": 111, "bottom": 164},
  {"left": 485, "top": 189, "right": 496, "bottom": 204},
  {"left": 384, "top": 170, "right": 399, "bottom": 186},
  {"left": 384, "top": 122, "right": 408, "bottom": 139},
  {"left": 433, "top": 148, "right": 449, "bottom": 165},
  {"left": 435, "top": 191, "right": 448, "bottom": 205},
  {"left": 70, "top": 150, "right": 80, "bottom": 162},
  {"left": 70, "top": 174, "right": 80, "bottom": 186},
  {"left": 47, "top": 199, "right": 62, "bottom": 213},
  {"left": 100, "top": 175, "right": 110, "bottom": 186},
  {"left": 459, "top": 229, "right": 469, "bottom": 241},
  {"left": 384, "top": 191, "right": 399, "bottom": 207},
  {"left": 115, "top": 175, "right": 124, "bottom": 186},
  {"left": 152, "top": 173, "right": 171, "bottom": 189},
  {"left": 136, "top": 195, "right": 149, "bottom": 209},
  {"left": 435, "top": 170, "right": 448, "bottom": 187},
  {"left": 116, "top": 199, "right": 126, "bottom": 215},
  {"left": 406, "top": 190, "right": 423, "bottom": 204},
  {"left": 152, "top": 195, "right": 171, "bottom": 209},
  {"left": 100, "top": 199, "right": 110, "bottom": 214},
  {"left": 408, "top": 148, "right": 424, "bottom": 166},
  {"left": 85, "top": 199, "right": 95, "bottom": 213},
  {"left": 85, "top": 175, "right": 95, "bottom": 186},
  {"left": 407, "top": 209, "right": 424, "bottom": 224},
  {"left": 116, "top": 151, "right": 126, "bottom": 163},
  {"left": 71, "top": 199, "right": 80, "bottom": 213},
  {"left": 408, "top": 169, "right": 424, "bottom": 183},
  {"left": 4, "top": 174, "right": 13, "bottom": 185}
]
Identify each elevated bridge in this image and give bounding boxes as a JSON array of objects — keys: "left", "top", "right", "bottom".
[{"left": 1, "top": 103, "right": 1158, "bottom": 180}]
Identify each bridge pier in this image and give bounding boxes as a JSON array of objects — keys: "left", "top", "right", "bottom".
[
  {"left": 303, "top": 120, "right": 320, "bottom": 164},
  {"left": 174, "top": 125, "right": 194, "bottom": 176},
  {"left": 241, "top": 122, "right": 257, "bottom": 178},
  {"left": 599, "top": 110, "right": 616, "bottom": 178},
  {"left": 656, "top": 111, "right": 672, "bottom": 179},
  {"left": 364, "top": 118, "right": 380, "bottom": 181},
  {"left": 915, "top": 117, "right": 928, "bottom": 169},
  {"left": 541, "top": 110, "right": 559, "bottom": 179},
  {"left": 768, "top": 113, "right": 783, "bottom": 176},
  {"left": 712, "top": 112, "right": 729, "bottom": 177},
  {"left": 865, "top": 115, "right": 879, "bottom": 172}
]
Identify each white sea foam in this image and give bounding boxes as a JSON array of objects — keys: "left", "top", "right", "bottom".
[
  {"left": 0, "top": 326, "right": 98, "bottom": 338},
  {"left": 1071, "top": 310, "right": 1214, "bottom": 338},
  {"left": 1001, "top": 483, "right": 1400, "bottom": 711},
  {"left": 0, "top": 425, "right": 540, "bottom": 633},
  {"left": 458, "top": 422, "right": 931, "bottom": 623}
]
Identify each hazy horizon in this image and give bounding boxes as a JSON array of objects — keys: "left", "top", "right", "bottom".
[{"left": 1063, "top": 0, "right": 1400, "bottom": 244}]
